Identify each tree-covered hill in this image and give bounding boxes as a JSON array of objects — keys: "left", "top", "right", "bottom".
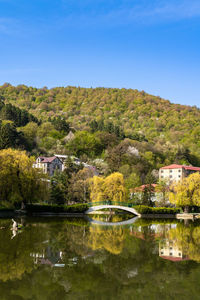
[
  {"left": 1, "top": 83, "right": 200, "bottom": 203},
  {"left": 0, "top": 83, "right": 200, "bottom": 155}
]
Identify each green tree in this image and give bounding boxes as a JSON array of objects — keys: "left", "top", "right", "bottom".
[
  {"left": 156, "top": 179, "right": 169, "bottom": 206},
  {"left": 67, "top": 131, "right": 103, "bottom": 158},
  {"left": 69, "top": 168, "right": 94, "bottom": 203}
]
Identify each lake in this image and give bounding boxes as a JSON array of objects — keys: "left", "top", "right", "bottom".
[{"left": 0, "top": 216, "right": 200, "bottom": 300}]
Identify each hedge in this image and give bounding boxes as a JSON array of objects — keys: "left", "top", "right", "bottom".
[
  {"left": 25, "top": 203, "right": 89, "bottom": 214},
  {"left": 0, "top": 207, "right": 14, "bottom": 212},
  {"left": 134, "top": 206, "right": 180, "bottom": 215}
]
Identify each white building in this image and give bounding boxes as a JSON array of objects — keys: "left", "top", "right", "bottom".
[{"left": 159, "top": 164, "right": 200, "bottom": 183}]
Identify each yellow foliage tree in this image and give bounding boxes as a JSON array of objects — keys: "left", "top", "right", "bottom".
[
  {"left": 169, "top": 172, "right": 200, "bottom": 212},
  {"left": 89, "top": 176, "right": 105, "bottom": 203},
  {"left": 0, "top": 148, "right": 48, "bottom": 206},
  {"left": 104, "top": 172, "right": 126, "bottom": 202},
  {"left": 89, "top": 172, "right": 126, "bottom": 203}
]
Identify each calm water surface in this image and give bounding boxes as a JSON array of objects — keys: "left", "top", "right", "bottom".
[{"left": 0, "top": 216, "right": 200, "bottom": 300}]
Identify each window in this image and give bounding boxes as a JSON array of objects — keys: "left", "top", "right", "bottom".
[
  {"left": 178, "top": 169, "right": 181, "bottom": 172},
  {"left": 170, "top": 253, "right": 173, "bottom": 256},
  {"left": 161, "top": 170, "right": 164, "bottom": 173},
  {"left": 179, "top": 253, "right": 181, "bottom": 256},
  {"left": 161, "top": 176, "right": 163, "bottom": 178},
  {"left": 161, "top": 252, "right": 164, "bottom": 255},
  {"left": 178, "top": 175, "right": 181, "bottom": 178},
  {"left": 170, "top": 247, "right": 172, "bottom": 250},
  {"left": 170, "top": 170, "right": 173, "bottom": 173},
  {"left": 170, "top": 175, "right": 173, "bottom": 178}
]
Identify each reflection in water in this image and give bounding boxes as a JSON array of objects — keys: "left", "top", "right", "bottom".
[
  {"left": 87, "top": 225, "right": 125, "bottom": 254},
  {"left": 159, "top": 240, "right": 189, "bottom": 262},
  {"left": 30, "top": 247, "right": 64, "bottom": 267},
  {"left": 1, "top": 218, "right": 200, "bottom": 299},
  {"left": 88, "top": 214, "right": 139, "bottom": 226}
]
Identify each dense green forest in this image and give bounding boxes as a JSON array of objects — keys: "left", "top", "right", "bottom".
[{"left": 0, "top": 83, "right": 200, "bottom": 204}]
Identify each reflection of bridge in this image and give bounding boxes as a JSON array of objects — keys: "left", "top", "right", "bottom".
[
  {"left": 87, "top": 216, "right": 139, "bottom": 226},
  {"left": 85, "top": 202, "right": 141, "bottom": 217}
]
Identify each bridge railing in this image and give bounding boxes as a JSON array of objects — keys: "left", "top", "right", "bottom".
[{"left": 87, "top": 201, "right": 137, "bottom": 208}]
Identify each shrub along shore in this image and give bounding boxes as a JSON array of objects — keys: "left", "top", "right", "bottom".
[{"left": 0, "top": 204, "right": 183, "bottom": 219}]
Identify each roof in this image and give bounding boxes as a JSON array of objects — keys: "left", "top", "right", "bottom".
[
  {"left": 160, "top": 164, "right": 200, "bottom": 171},
  {"left": 38, "top": 156, "right": 61, "bottom": 163},
  {"left": 160, "top": 256, "right": 190, "bottom": 262},
  {"left": 134, "top": 184, "right": 157, "bottom": 192}
]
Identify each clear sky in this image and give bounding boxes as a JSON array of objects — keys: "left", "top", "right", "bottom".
[{"left": 0, "top": 0, "right": 200, "bottom": 107}]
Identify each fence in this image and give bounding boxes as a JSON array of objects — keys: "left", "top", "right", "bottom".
[{"left": 87, "top": 201, "right": 137, "bottom": 208}]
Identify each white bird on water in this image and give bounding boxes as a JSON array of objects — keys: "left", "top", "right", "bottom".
[{"left": 12, "top": 219, "right": 18, "bottom": 229}]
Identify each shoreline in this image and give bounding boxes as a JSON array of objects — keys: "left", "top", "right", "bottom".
[{"left": 1, "top": 210, "right": 200, "bottom": 220}]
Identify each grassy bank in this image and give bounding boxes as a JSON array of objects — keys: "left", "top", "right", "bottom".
[{"left": 134, "top": 206, "right": 180, "bottom": 215}]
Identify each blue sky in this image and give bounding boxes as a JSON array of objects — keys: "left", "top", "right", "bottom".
[{"left": 0, "top": 0, "right": 200, "bottom": 106}]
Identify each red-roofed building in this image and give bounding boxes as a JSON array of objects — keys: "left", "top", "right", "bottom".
[
  {"left": 131, "top": 184, "right": 164, "bottom": 204},
  {"left": 33, "top": 156, "right": 63, "bottom": 176},
  {"left": 134, "top": 184, "right": 158, "bottom": 192},
  {"left": 159, "top": 164, "right": 200, "bottom": 183}
]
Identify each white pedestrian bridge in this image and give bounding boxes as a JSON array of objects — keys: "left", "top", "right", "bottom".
[{"left": 85, "top": 202, "right": 141, "bottom": 217}]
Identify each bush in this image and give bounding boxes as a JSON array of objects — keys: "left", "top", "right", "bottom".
[
  {"left": 0, "top": 207, "right": 14, "bottom": 212},
  {"left": 134, "top": 205, "right": 180, "bottom": 215},
  {"left": 26, "top": 203, "right": 88, "bottom": 214}
]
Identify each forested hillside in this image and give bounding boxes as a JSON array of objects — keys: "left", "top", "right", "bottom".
[
  {"left": 1, "top": 84, "right": 199, "bottom": 150},
  {"left": 0, "top": 82, "right": 200, "bottom": 191}
]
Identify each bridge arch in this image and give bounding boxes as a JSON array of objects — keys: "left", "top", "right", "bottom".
[
  {"left": 87, "top": 216, "right": 139, "bottom": 226},
  {"left": 85, "top": 205, "right": 141, "bottom": 217}
]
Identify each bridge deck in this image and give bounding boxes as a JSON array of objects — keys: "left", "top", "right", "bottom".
[{"left": 85, "top": 205, "right": 141, "bottom": 217}]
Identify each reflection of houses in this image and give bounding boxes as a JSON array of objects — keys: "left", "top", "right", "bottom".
[
  {"left": 33, "top": 156, "right": 63, "bottom": 176},
  {"left": 30, "top": 246, "right": 64, "bottom": 267},
  {"left": 159, "top": 239, "right": 189, "bottom": 262},
  {"left": 159, "top": 164, "right": 200, "bottom": 183}
]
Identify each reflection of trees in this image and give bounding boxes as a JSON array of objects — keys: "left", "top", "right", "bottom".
[
  {"left": 87, "top": 225, "right": 125, "bottom": 255},
  {"left": 167, "top": 223, "right": 200, "bottom": 262},
  {"left": 52, "top": 223, "right": 92, "bottom": 258},
  {"left": 2, "top": 219, "right": 200, "bottom": 299},
  {"left": 0, "top": 220, "right": 47, "bottom": 282}
]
